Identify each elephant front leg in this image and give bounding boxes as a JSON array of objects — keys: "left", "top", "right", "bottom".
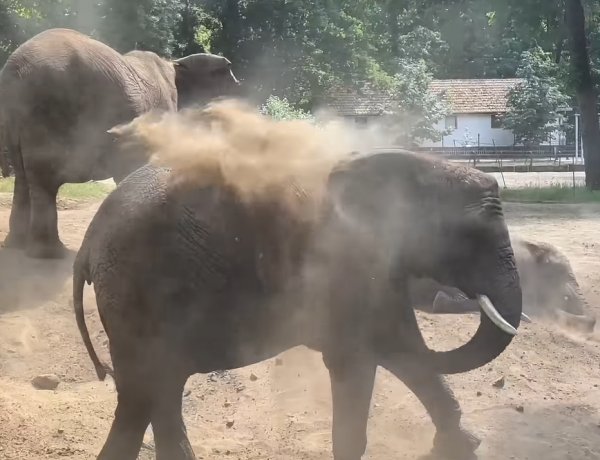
[
  {"left": 26, "top": 179, "right": 66, "bottom": 259},
  {"left": 381, "top": 308, "right": 480, "bottom": 459},
  {"left": 324, "top": 355, "right": 377, "bottom": 460},
  {"left": 391, "top": 365, "right": 480, "bottom": 460}
]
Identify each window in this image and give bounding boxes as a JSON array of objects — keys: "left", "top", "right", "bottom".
[
  {"left": 491, "top": 113, "right": 504, "bottom": 128},
  {"left": 444, "top": 115, "right": 457, "bottom": 129}
]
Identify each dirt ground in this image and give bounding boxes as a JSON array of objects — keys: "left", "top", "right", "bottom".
[{"left": 0, "top": 192, "right": 599, "bottom": 460}]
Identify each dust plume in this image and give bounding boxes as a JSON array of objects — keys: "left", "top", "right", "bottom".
[{"left": 110, "top": 99, "right": 363, "bottom": 219}]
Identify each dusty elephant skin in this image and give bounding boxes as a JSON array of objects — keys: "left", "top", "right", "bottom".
[
  {"left": 0, "top": 28, "right": 239, "bottom": 259},
  {"left": 73, "top": 151, "right": 522, "bottom": 460},
  {"left": 410, "top": 238, "right": 597, "bottom": 334}
]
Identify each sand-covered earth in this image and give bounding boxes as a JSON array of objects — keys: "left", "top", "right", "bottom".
[{"left": 0, "top": 188, "right": 598, "bottom": 460}]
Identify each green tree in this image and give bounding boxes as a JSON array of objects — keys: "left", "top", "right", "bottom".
[
  {"left": 172, "top": 0, "right": 219, "bottom": 56},
  {"left": 260, "top": 95, "right": 314, "bottom": 121},
  {"left": 98, "top": 0, "right": 183, "bottom": 56},
  {"left": 204, "top": 0, "right": 387, "bottom": 109},
  {"left": 384, "top": 58, "right": 451, "bottom": 147},
  {"left": 502, "top": 47, "right": 569, "bottom": 146}
]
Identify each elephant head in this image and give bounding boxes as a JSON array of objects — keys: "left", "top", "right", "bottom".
[
  {"left": 516, "top": 238, "right": 596, "bottom": 334},
  {"left": 173, "top": 53, "right": 240, "bottom": 109},
  {"left": 325, "top": 150, "right": 522, "bottom": 374}
]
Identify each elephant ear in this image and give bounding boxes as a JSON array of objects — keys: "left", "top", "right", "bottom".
[
  {"left": 522, "top": 240, "right": 550, "bottom": 264},
  {"left": 173, "top": 53, "right": 232, "bottom": 75}
]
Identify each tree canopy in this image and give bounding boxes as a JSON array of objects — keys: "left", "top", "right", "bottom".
[
  {"left": 2, "top": 0, "right": 597, "bottom": 105},
  {"left": 2, "top": 0, "right": 600, "bottom": 186},
  {"left": 503, "top": 47, "right": 570, "bottom": 146}
]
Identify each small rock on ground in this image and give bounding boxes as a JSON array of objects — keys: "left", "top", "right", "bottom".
[{"left": 31, "top": 374, "right": 60, "bottom": 391}]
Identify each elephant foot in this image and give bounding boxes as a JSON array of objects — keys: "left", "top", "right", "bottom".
[
  {"left": 419, "top": 428, "right": 480, "bottom": 460},
  {"left": 25, "top": 240, "right": 68, "bottom": 259},
  {"left": 3, "top": 231, "right": 27, "bottom": 250}
]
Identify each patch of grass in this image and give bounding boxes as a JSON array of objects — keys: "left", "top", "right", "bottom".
[
  {"left": 0, "top": 177, "right": 14, "bottom": 193},
  {"left": 0, "top": 177, "right": 113, "bottom": 201},
  {"left": 59, "top": 182, "right": 114, "bottom": 200},
  {"left": 501, "top": 184, "right": 600, "bottom": 203}
]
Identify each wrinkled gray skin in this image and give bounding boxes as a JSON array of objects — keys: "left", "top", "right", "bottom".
[
  {"left": 410, "top": 238, "right": 596, "bottom": 334},
  {"left": 0, "top": 28, "right": 239, "bottom": 259},
  {"left": 74, "top": 151, "right": 522, "bottom": 460}
]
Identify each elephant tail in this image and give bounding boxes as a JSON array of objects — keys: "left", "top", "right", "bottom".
[{"left": 73, "top": 252, "right": 113, "bottom": 381}]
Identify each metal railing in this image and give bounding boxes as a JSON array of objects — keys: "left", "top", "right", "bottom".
[{"left": 413, "top": 145, "right": 580, "bottom": 170}]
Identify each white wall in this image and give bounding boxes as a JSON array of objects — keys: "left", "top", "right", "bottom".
[
  {"left": 421, "top": 113, "right": 515, "bottom": 148},
  {"left": 339, "top": 113, "right": 566, "bottom": 148}
]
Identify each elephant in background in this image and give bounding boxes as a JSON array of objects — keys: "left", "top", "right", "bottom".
[
  {"left": 74, "top": 148, "right": 522, "bottom": 460},
  {"left": 409, "top": 237, "right": 596, "bottom": 334},
  {"left": 0, "top": 28, "right": 239, "bottom": 258}
]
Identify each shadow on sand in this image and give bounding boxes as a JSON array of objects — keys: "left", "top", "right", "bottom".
[{"left": 0, "top": 247, "right": 76, "bottom": 314}]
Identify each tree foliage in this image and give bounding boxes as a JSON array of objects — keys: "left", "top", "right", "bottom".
[
  {"left": 259, "top": 95, "right": 314, "bottom": 121},
  {"left": 383, "top": 58, "right": 451, "bottom": 147},
  {"left": 2, "top": 0, "right": 600, "bottom": 185},
  {"left": 503, "top": 47, "right": 570, "bottom": 146}
]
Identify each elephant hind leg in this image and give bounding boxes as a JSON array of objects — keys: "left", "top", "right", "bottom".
[
  {"left": 4, "top": 147, "right": 30, "bottom": 249},
  {"left": 151, "top": 374, "right": 196, "bottom": 460},
  {"left": 25, "top": 175, "right": 67, "bottom": 259},
  {"left": 97, "top": 380, "right": 152, "bottom": 460},
  {"left": 97, "top": 339, "right": 155, "bottom": 460}
]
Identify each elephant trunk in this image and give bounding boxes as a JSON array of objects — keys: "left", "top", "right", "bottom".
[{"left": 425, "top": 249, "right": 523, "bottom": 375}]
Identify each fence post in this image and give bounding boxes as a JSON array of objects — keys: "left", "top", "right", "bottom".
[{"left": 575, "top": 113, "right": 579, "bottom": 163}]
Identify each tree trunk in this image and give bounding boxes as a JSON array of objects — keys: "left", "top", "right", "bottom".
[
  {"left": 220, "top": 0, "right": 242, "bottom": 64},
  {"left": 565, "top": 0, "right": 600, "bottom": 189},
  {"left": 387, "top": 0, "right": 401, "bottom": 59}
]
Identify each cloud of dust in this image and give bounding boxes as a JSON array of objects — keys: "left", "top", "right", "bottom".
[{"left": 109, "top": 98, "right": 390, "bottom": 220}]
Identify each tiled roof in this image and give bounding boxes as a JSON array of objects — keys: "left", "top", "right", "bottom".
[
  {"left": 325, "top": 84, "right": 393, "bottom": 117},
  {"left": 428, "top": 78, "right": 525, "bottom": 114},
  {"left": 327, "top": 78, "right": 525, "bottom": 116}
]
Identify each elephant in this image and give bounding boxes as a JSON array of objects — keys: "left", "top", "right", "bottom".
[
  {"left": 409, "top": 237, "right": 596, "bottom": 334},
  {"left": 73, "top": 149, "right": 522, "bottom": 460},
  {"left": 0, "top": 28, "right": 239, "bottom": 258}
]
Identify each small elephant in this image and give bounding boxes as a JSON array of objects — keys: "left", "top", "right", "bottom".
[
  {"left": 409, "top": 238, "right": 596, "bottom": 334},
  {"left": 74, "top": 142, "right": 522, "bottom": 460},
  {"left": 0, "top": 28, "right": 239, "bottom": 258}
]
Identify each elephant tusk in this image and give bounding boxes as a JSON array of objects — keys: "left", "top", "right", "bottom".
[
  {"left": 477, "top": 295, "right": 518, "bottom": 336},
  {"left": 520, "top": 312, "right": 532, "bottom": 323}
]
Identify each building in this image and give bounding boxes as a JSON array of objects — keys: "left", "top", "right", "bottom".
[
  {"left": 425, "top": 78, "right": 522, "bottom": 147},
  {"left": 326, "top": 78, "right": 568, "bottom": 148}
]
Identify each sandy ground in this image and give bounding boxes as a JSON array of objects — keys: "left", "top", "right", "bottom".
[{"left": 0, "top": 191, "right": 599, "bottom": 460}]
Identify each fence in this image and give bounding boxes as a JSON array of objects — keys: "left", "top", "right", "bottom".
[{"left": 412, "top": 145, "right": 582, "bottom": 172}]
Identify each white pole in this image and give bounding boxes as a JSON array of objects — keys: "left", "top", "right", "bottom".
[{"left": 575, "top": 113, "right": 579, "bottom": 163}]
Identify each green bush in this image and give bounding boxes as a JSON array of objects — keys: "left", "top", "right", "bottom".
[{"left": 260, "top": 96, "right": 314, "bottom": 121}]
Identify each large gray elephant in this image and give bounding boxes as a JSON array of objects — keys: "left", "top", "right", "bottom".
[
  {"left": 73, "top": 147, "right": 522, "bottom": 460},
  {"left": 410, "top": 237, "right": 596, "bottom": 334},
  {"left": 0, "top": 28, "right": 239, "bottom": 258}
]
